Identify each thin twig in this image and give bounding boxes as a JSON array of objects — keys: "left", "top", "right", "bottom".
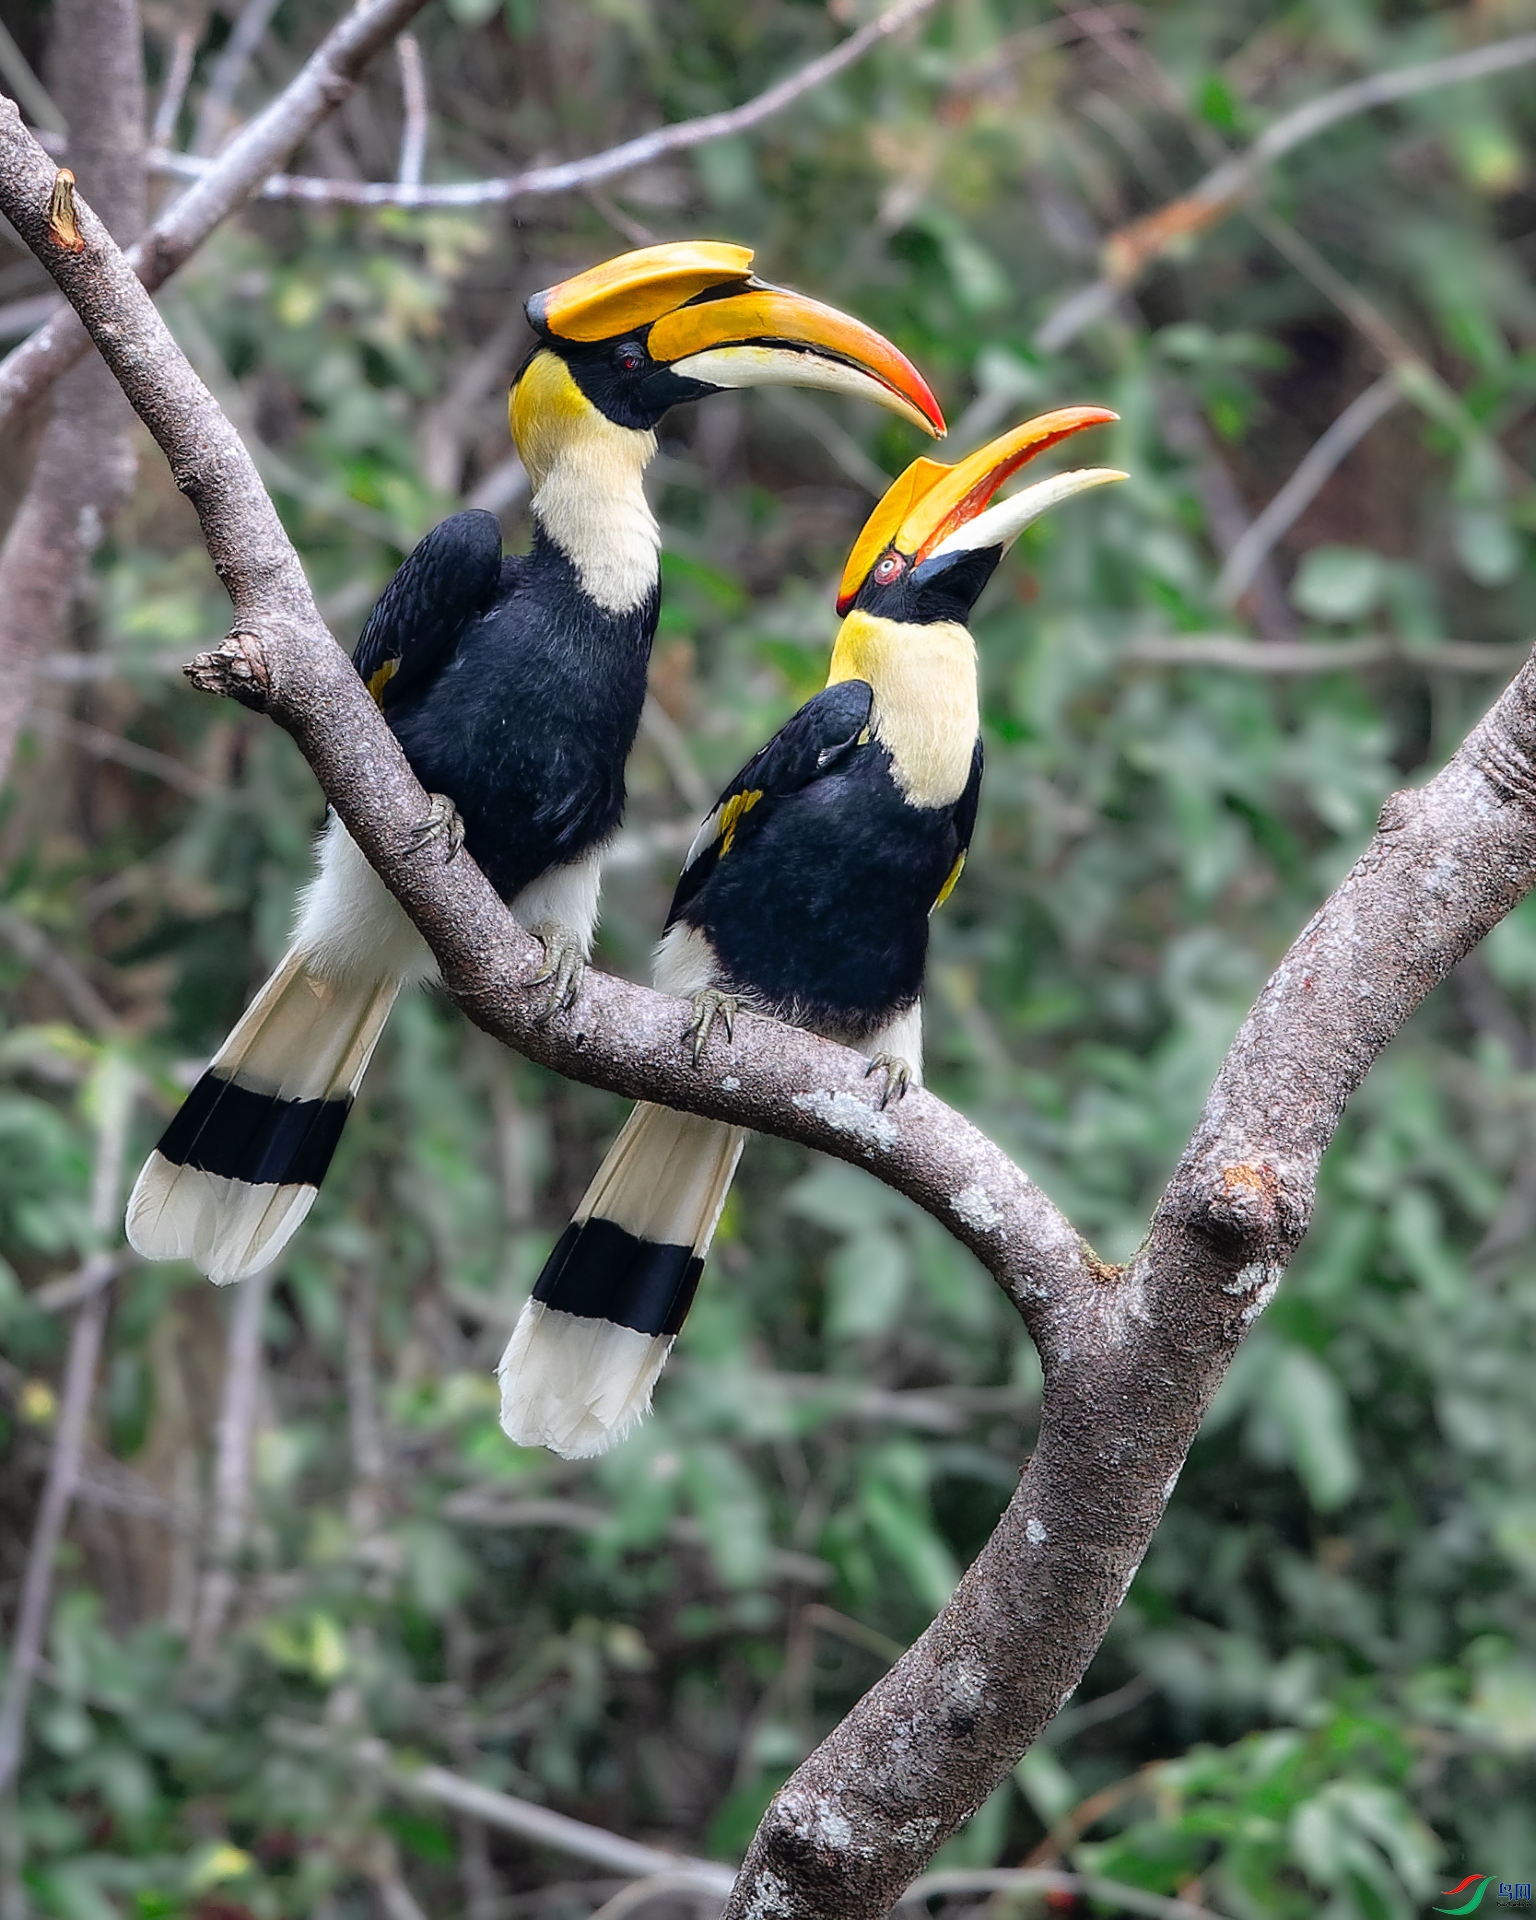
[
  {"left": 0, "top": 1062, "right": 132, "bottom": 1796},
  {"left": 1215, "top": 374, "right": 1403, "bottom": 605},
  {"left": 29, "top": 709, "right": 238, "bottom": 800},
  {"left": 148, "top": 0, "right": 942, "bottom": 206},
  {"left": 27, "top": 1251, "right": 129, "bottom": 1315},
  {"left": 191, "top": 0, "right": 283, "bottom": 156},
  {"left": 1123, "top": 634, "right": 1531, "bottom": 674},
  {"left": 0, "top": 1288, "right": 109, "bottom": 1796},
  {"left": 0, "top": 903, "right": 123, "bottom": 1036},
  {"left": 0, "top": 18, "right": 64, "bottom": 133},
  {"left": 0, "top": 0, "right": 434, "bottom": 432},
  {"left": 394, "top": 31, "right": 426, "bottom": 188},
  {"left": 1034, "top": 31, "right": 1536, "bottom": 351},
  {"left": 901, "top": 1869, "right": 1232, "bottom": 1920},
  {"left": 191, "top": 1269, "right": 271, "bottom": 1658},
  {"left": 151, "top": 23, "right": 200, "bottom": 149},
  {"left": 270, "top": 1723, "right": 740, "bottom": 1892}
]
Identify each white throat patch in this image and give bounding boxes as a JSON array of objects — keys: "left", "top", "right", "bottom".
[{"left": 511, "top": 351, "right": 661, "bottom": 615}]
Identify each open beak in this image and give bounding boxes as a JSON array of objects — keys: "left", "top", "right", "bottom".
[
  {"left": 837, "top": 407, "right": 1124, "bottom": 610},
  {"left": 645, "top": 287, "right": 945, "bottom": 438}
]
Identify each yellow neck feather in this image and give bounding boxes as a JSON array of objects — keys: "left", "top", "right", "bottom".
[
  {"left": 509, "top": 350, "right": 659, "bottom": 614},
  {"left": 826, "top": 610, "right": 978, "bottom": 809}
]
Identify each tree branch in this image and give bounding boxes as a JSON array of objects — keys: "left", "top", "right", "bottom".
[
  {"left": 1034, "top": 30, "right": 1536, "bottom": 352},
  {"left": 7, "top": 102, "right": 1536, "bottom": 1919},
  {"left": 0, "top": 0, "right": 432, "bottom": 434},
  {"left": 1214, "top": 373, "right": 1403, "bottom": 606},
  {"left": 146, "top": 0, "right": 941, "bottom": 207}
]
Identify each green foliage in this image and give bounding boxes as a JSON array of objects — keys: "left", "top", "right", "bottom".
[{"left": 4, "top": 0, "right": 1536, "bottom": 1912}]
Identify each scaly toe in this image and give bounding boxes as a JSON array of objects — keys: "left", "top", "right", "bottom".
[
  {"left": 687, "top": 988, "right": 738, "bottom": 1067},
  {"left": 532, "top": 936, "right": 586, "bottom": 1024},
  {"left": 409, "top": 792, "right": 465, "bottom": 862},
  {"left": 865, "top": 1053, "right": 912, "bottom": 1109}
]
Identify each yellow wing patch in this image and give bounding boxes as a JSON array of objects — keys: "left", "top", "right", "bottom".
[
  {"left": 932, "top": 850, "right": 966, "bottom": 913},
  {"left": 717, "top": 788, "right": 763, "bottom": 858},
  {"left": 367, "top": 659, "right": 398, "bottom": 705}
]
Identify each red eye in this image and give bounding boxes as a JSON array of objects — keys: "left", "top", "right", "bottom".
[
  {"left": 873, "top": 552, "right": 904, "bottom": 584},
  {"left": 614, "top": 344, "right": 645, "bottom": 373}
]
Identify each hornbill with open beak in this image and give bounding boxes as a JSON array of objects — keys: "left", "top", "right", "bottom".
[
  {"left": 498, "top": 409, "right": 1125, "bottom": 1457},
  {"left": 126, "top": 242, "right": 944, "bottom": 1285}
]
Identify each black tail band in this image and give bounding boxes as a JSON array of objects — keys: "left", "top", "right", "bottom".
[
  {"left": 157, "top": 1071, "right": 351, "bottom": 1188},
  {"left": 534, "top": 1218, "right": 702, "bottom": 1337}
]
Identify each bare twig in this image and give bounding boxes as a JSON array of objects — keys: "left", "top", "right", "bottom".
[
  {"left": 191, "top": 0, "right": 282, "bottom": 155},
  {"left": 0, "top": 1058, "right": 132, "bottom": 1796},
  {"left": 394, "top": 31, "right": 426, "bottom": 188},
  {"left": 0, "top": 18, "right": 63, "bottom": 133},
  {"left": 29, "top": 709, "right": 238, "bottom": 799},
  {"left": 0, "top": 1287, "right": 109, "bottom": 1796},
  {"left": 191, "top": 1268, "right": 270, "bottom": 1657},
  {"left": 1124, "top": 634, "right": 1530, "bottom": 674},
  {"left": 147, "top": 0, "right": 942, "bottom": 206},
  {"left": 1035, "top": 31, "right": 1536, "bottom": 351},
  {"left": 151, "top": 23, "right": 199, "bottom": 149},
  {"left": 270, "top": 1722, "right": 739, "bottom": 1891},
  {"left": 0, "top": 902, "right": 123, "bottom": 1036},
  {"left": 27, "top": 1251, "right": 129, "bottom": 1315},
  {"left": 1215, "top": 374, "right": 1403, "bottom": 605},
  {"left": 12, "top": 104, "right": 1536, "bottom": 1918},
  {"left": 0, "top": 0, "right": 433, "bottom": 432}
]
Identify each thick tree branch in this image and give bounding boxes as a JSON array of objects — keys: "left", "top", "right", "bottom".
[
  {"left": 148, "top": 0, "right": 941, "bottom": 206},
  {"left": 0, "top": 0, "right": 431, "bottom": 434},
  {"left": 7, "top": 103, "right": 1536, "bottom": 1919}
]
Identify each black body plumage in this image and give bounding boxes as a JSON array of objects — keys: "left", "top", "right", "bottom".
[
  {"left": 356, "top": 510, "right": 659, "bottom": 899},
  {"left": 670, "top": 680, "right": 983, "bottom": 1038}
]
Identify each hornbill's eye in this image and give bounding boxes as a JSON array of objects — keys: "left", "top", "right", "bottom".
[
  {"left": 873, "top": 551, "right": 905, "bottom": 584},
  {"left": 612, "top": 341, "right": 647, "bottom": 374}
]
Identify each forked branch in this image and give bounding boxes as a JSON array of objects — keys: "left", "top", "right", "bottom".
[{"left": 4, "top": 101, "right": 1535, "bottom": 1920}]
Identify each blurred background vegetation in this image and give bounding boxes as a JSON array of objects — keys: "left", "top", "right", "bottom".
[{"left": 2, "top": 0, "right": 1536, "bottom": 1914}]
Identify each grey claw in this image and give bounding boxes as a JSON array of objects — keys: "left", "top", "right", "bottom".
[
  {"left": 687, "top": 989, "right": 738, "bottom": 1067},
  {"left": 865, "top": 1053, "right": 912, "bottom": 1109},
  {"left": 532, "top": 934, "right": 586, "bottom": 1024},
  {"left": 409, "top": 793, "right": 465, "bottom": 862}
]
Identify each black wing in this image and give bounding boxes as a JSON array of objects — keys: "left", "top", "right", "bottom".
[
  {"left": 353, "top": 510, "right": 506, "bottom": 710},
  {"left": 667, "top": 679, "right": 874, "bottom": 926},
  {"left": 933, "top": 735, "right": 984, "bottom": 913}
]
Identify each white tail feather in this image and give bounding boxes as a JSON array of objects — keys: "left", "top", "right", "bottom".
[
  {"left": 576, "top": 1102, "right": 745, "bottom": 1242},
  {"left": 497, "top": 1104, "right": 745, "bottom": 1457},
  {"left": 497, "top": 1303, "right": 672, "bottom": 1458},
  {"left": 125, "top": 953, "right": 400, "bottom": 1283}
]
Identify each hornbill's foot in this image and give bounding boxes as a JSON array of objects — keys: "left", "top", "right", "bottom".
[
  {"left": 531, "top": 928, "right": 587, "bottom": 1024},
  {"left": 687, "top": 988, "right": 739, "bottom": 1067},
  {"left": 409, "top": 792, "right": 466, "bottom": 862},
  {"left": 865, "top": 1052, "right": 914, "bottom": 1109}
]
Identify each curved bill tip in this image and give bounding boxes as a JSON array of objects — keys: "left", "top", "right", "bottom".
[{"left": 645, "top": 287, "right": 945, "bottom": 438}]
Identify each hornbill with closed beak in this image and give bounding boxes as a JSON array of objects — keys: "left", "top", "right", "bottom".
[
  {"left": 126, "top": 242, "right": 944, "bottom": 1284},
  {"left": 498, "top": 409, "right": 1125, "bottom": 1457}
]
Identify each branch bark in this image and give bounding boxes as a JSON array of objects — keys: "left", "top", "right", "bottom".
[
  {"left": 0, "top": 0, "right": 431, "bottom": 436},
  {"left": 5, "top": 101, "right": 1536, "bottom": 1920},
  {"left": 147, "top": 0, "right": 940, "bottom": 206}
]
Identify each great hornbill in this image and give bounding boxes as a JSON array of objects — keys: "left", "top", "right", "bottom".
[
  {"left": 498, "top": 408, "right": 1125, "bottom": 1457},
  {"left": 126, "top": 242, "right": 944, "bottom": 1285}
]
